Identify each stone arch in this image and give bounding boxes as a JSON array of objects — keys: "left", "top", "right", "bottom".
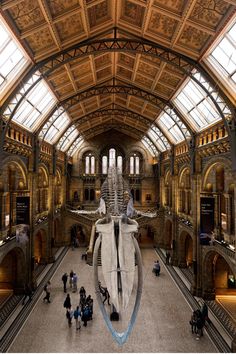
[
  {"left": 137, "top": 224, "right": 155, "bottom": 247},
  {"left": 0, "top": 156, "right": 28, "bottom": 191},
  {"left": 178, "top": 166, "right": 191, "bottom": 214},
  {"left": 34, "top": 228, "right": 47, "bottom": 264},
  {"left": 202, "top": 157, "right": 233, "bottom": 192},
  {"left": 202, "top": 249, "right": 236, "bottom": 299},
  {"left": 178, "top": 230, "right": 193, "bottom": 268},
  {"left": 70, "top": 223, "right": 90, "bottom": 247},
  {"left": 0, "top": 246, "right": 26, "bottom": 294}
]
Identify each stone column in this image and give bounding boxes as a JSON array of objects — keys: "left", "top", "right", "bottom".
[{"left": 190, "top": 173, "right": 202, "bottom": 296}]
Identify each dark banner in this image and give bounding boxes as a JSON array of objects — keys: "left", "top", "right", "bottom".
[
  {"left": 16, "top": 196, "right": 30, "bottom": 225},
  {"left": 200, "top": 197, "right": 214, "bottom": 245},
  {"left": 16, "top": 196, "right": 30, "bottom": 244}
]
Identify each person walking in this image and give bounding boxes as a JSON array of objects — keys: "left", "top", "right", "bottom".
[
  {"left": 72, "top": 272, "right": 78, "bottom": 293},
  {"left": 43, "top": 281, "right": 51, "bottom": 303},
  {"left": 166, "top": 251, "right": 170, "bottom": 265},
  {"left": 62, "top": 273, "right": 68, "bottom": 293},
  {"left": 153, "top": 260, "right": 160, "bottom": 276},
  {"left": 201, "top": 302, "right": 209, "bottom": 324},
  {"left": 63, "top": 294, "right": 72, "bottom": 310},
  {"left": 69, "top": 270, "right": 74, "bottom": 289},
  {"left": 22, "top": 283, "right": 33, "bottom": 305},
  {"left": 74, "top": 306, "right": 81, "bottom": 330},
  {"left": 66, "top": 307, "right": 74, "bottom": 327},
  {"left": 99, "top": 282, "right": 110, "bottom": 305}
]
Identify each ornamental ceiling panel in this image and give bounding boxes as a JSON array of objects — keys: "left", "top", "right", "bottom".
[
  {"left": 120, "top": 0, "right": 146, "bottom": 29},
  {"left": 118, "top": 54, "right": 135, "bottom": 69},
  {"left": 96, "top": 67, "right": 112, "bottom": 81},
  {"left": 137, "top": 61, "right": 159, "bottom": 78},
  {"left": 117, "top": 67, "right": 133, "bottom": 80},
  {"left": 7, "top": 0, "right": 45, "bottom": 31},
  {"left": 24, "top": 28, "right": 56, "bottom": 54},
  {"left": 176, "top": 24, "right": 211, "bottom": 53},
  {"left": 147, "top": 10, "right": 179, "bottom": 41},
  {"left": 134, "top": 73, "right": 154, "bottom": 88},
  {"left": 47, "top": 0, "right": 81, "bottom": 17},
  {"left": 87, "top": 0, "right": 112, "bottom": 29},
  {"left": 189, "top": 0, "right": 232, "bottom": 30},
  {"left": 54, "top": 12, "right": 84, "bottom": 42},
  {"left": 153, "top": 0, "right": 186, "bottom": 15},
  {"left": 154, "top": 82, "right": 174, "bottom": 99}
]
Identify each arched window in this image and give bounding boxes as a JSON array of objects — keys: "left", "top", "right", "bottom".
[
  {"left": 109, "top": 148, "right": 116, "bottom": 167},
  {"left": 85, "top": 153, "right": 96, "bottom": 175},
  {"left": 91, "top": 156, "right": 95, "bottom": 174},
  {"left": 129, "top": 154, "right": 140, "bottom": 175},
  {"left": 117, "top": 156, "right": 122, "bottom": 173},
  {"left": 102, "top": 156, "right": 108, "bottom": 174},
  {"left": 85, "top": 156, "right": 90, "bottom": 174}
]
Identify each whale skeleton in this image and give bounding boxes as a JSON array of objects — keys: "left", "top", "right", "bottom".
[{"left": 73, "top": 166, "right": 156, "bottom": 344}]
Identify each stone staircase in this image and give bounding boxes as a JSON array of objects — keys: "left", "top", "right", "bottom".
[
  {"left": 206, "top": 299, "right": 236, "bottom": 340},
  {"left": 0, "top": 295, "right": 22, "bottom": 329}
]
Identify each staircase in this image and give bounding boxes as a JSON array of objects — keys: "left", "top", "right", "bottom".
[
  {"left": 206, "top": 299, "right": 236, "bottom": 340},
  {"left": 0, "top": 295, "right": 22, "bottom": 329}
]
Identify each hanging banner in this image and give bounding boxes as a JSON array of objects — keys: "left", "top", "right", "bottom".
[
  {"left": 200, "top": 197, "right": 214, "bottom": 245},
  {"left": 16, "top": 196, "right": 30, "bottom": 244}
]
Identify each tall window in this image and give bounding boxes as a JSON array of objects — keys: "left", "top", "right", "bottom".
[
  {"left": 102, "top": 156, "right": 108, "bottom": 174},
  {"left": 129, "top": 154, "right": 140, "bottom": 175},
  {"left": 117, "top": 156, "right": 123, "bottom": 173},
  {"left": 109, "top": 148, "right": 116, "bottom": 167},
  {"left": 102, "top": 149, "right": 123, "bottom": 174},
  {"left": 85, "top": 153, "right": 96, "bottom": 175}
]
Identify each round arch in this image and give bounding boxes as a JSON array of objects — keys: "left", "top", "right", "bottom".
[
  {"left": 202, "top": 250, "right": 236, "bottom": 299},
  {"left": 0, "top": 247, "right": 26, "bottom": 294},
  {"left": 178, "top": 230, "right": 193, "bottom": 268},
  {"left": 34, "top": 229, "right": 47, "bottom": 265}
]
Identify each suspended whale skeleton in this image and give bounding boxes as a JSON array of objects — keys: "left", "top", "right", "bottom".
[{"left": 73, "top": 166, "right": 156, "bottom": 345}]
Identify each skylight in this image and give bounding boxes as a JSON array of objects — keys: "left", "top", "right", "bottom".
[
  {"left": 157, "top": 109, "right": 190, "bottom": 144},
  {"left": 141, "top": 136, "right": 159, "bottom": 157},
  {"left": 67, "top": 136, "right": 84, "bottom": 156},
  {"left": 57, "top": 125, "right": 79, "bottom": 152},
  {"left": 40, "top": 108, "right": 70, "bottom": 144},
  {"left": 148, "top": 125, "right": 170, "bottom": 151},
  {"left": 0, "top": 19, "right": 29, "bottom": 97},
  {"left": 207, "top": 19, "right": 236, "bottom": 91},
  {"left": 174, "top": 77, "right": 222, "bottom": 131},
  {"left": 10, "top": 76, "right": 56, "bottom": 131}
]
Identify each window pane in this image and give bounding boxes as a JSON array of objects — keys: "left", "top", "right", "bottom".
[
  {"left": 102, "top": 156, "right": 108, "bottom": 174},
  {"left": 91, "top": 156, "right": 95, "bottom": 174},
  {"left": 117, "top": 156, "right": 122, "bottom": 173},
  {"left": 85, "top": 156, "right": 90, "bottom": 174},
  {"left": 135, "top": 156, "right": 139, "bottom": 174},
  {"left": 130, "top": 156, "right": 134, "bottom": 174}
]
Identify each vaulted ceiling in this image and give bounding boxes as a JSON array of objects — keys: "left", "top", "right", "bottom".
[{"left": 1, "top": 0, "right": 236, "bottom": 153}]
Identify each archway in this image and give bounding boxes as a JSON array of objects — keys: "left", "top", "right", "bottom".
[
  {"left": 70, "top": 224, "right": 88, "bottom": 247},
  {"left": 203, "top": 251, "right": 236, "bottom": 300},
  {"left": 137, "top": 225, "right": 155, "bottom": 247},
  {"left": 0, "top": 247, "right": 26, "bottom": 302},
  {"left": 179, "top": 231, "right": 193, "bottom": 268},
  {"left": 34, "top": 229, "right": 47, "bottom": 264}
]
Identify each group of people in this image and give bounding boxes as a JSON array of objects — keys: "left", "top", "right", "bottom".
[
  {"left": 63, "top": 286, "right": 93, "bottom": 329},
  {"left": 190, "top": 302, "right": 210, "bottom": 339},
  {"left": 62, "top": 270, "right": 78, "bottom": 293}
]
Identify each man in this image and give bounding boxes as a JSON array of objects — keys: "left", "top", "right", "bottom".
[
  {"left": 99, "top": 281, "right": 110, "bottom": 305},
  {"left": 62, "top": 273, "right": 68, "bottom": 293},
  {"left": 22, "top": 283, "right": 32, "bottom": 305},
  {"left": 43, "top": 281, "right": 51, "bottom": 303}
]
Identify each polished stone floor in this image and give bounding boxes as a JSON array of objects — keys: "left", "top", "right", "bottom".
[{"left": 8, "top": 247, "right": 217, "bottom": 353}]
